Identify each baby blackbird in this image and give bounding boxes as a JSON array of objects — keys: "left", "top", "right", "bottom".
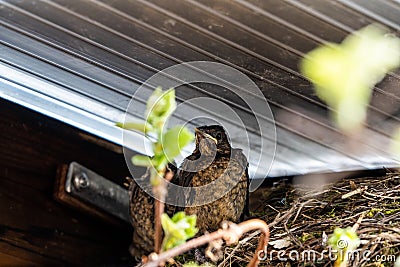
[
  {"left": 176, "top": 125, "right": 249, "bottom": 233},
  {"left": 129, "top": 125, "right": 249, "bottom": 257}
]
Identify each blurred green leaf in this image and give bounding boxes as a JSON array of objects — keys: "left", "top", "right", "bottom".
[
  {"left": 152, "top": 154, "right": 168, "bottom": 172},
  {"left": 115, "top": 122, "right": 152, "bottom": 133},
  {"left": 328, "top": 227, "right": 360, "bottom": 252},
  {"left": 150, "top": 167, "right": 163, "bottom": 186},
  {"left": 300, "top": 24, "right": 400, "bottom": 133},
  {"left": 161, "top": 211, "right": 198, "bottom": 250},
  {"left": 145, "top": 87, "right": 177, "bottom": 129},
  {"left": 126, "top": 87, "right": 194, "bottom": 180},
  {"left": 161, "top": 126, "right": 194, "bottom": 163},
  {"left": 131, "top": 155, "right": 153, "bottom": 167},
  {"left": 120, "top": 85, "right": 196, "bottom": 252}
]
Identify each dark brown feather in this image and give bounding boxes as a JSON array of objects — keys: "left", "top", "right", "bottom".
[
  {"left": 128, "top": 166, "right": 177, "bottom": 257},
  {"left": 180, "top": 148, "right": 248, "bottom": 233}
]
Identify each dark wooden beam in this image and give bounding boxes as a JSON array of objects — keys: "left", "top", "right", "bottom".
[{"left": 0, "top": 99, "right": 133, "bottom": 266}]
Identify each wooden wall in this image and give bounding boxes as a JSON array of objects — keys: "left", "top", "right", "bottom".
[{"left": 0, "top": 99, "right": 133, "bottom": 266}]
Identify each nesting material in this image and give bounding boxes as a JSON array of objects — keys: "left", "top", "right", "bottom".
[
  {"left": 172, "top": 173, "right": 400, "bottom": 266},
  {"left": 217, "top": 173, "right": 400, "bottom": 267}
]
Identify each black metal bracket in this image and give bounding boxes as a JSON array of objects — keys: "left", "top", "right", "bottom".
[{"left": 55, "top": 162, "right": 130, "bottom": 224}]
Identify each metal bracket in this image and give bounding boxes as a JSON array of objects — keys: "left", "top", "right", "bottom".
[{"left": 55, "top": 162, "right": 130, "bottom": 224}]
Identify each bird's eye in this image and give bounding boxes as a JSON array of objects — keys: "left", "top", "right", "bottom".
[{"left": 216, "top": 132, "right": 222, "bottom": 140}]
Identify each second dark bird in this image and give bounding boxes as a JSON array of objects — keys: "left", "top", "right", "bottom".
[{"left": 129, "top": 125, "right": 249, "bottom": 257}]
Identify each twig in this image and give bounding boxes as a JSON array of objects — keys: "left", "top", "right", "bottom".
[
  {"left": 351, "top": 212, "right": 365, "bottom": 232},
  {"left": 153, "top": 170, "right": 174, "bottom": 253},
  {"left": 363, "top": 191, "right": 400, "bottom": 200},
  {"left": 143, "top": 219, "right": 270, "bottom": 267},
  {"left": 292, "top": 199, "right": 315, "bottom": 224},
  {"left": 219, "top": 231, "right": 260, "bottom": 267},
  {"left": 154, "top": 198, "right": 163, "bottom": 253},
  {"left": 341, "top": 186, "right": 368, "bottom": 199}
]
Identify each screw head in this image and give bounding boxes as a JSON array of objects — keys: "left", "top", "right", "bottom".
[{"left": 73, "top": 172, "right": 89, "bottom": 190}]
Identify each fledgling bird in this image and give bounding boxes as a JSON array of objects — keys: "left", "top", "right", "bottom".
[
  {"left": 176, "top": 125, "right": 249, "bottom": 233},
  {"left": 129, "top": 125, "right": 249, "bottom": 257}
]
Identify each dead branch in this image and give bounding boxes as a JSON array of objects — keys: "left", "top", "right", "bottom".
[
  {"left": 143, "top": 219, "right": 270, "bottom": 267},
  {"left": 153, "top": 171, "right": 174, "bottom": 253}
]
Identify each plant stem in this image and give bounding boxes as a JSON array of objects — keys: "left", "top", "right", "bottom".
[
  {"left": 154, "top": 198, "right": 163, "bottom": 253},
  {"left": 144, "top": 219, "right": 270, "bottom": 267},
  {"left": 153, "top": 170, "right": 174, "bottom": 253}
]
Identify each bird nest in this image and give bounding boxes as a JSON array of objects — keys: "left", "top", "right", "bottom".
[{"left": 174, "top": 172, "right": 400, "bottom": 267}]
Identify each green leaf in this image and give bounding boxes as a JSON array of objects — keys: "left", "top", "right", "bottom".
[
  {"left": 160, "top": 126, "right": 194, "bottom": 162},
  {"left": 115, "top": 122, "right": 152, "bottom": 133},
  {"left": 152, "top": 154, "right": 168, "bottom": 171},
  {"left": 328, "top": 227, "right": 360, "bottom": 252},
  {"left": 122, "top": 86, "right": 194, "bottom": 188},
  {"left": 161, "top": 212, "right": 198, "bottom": 251},
  {"left": 149, "top": 167, "right": 165, "bottom": 186},
  {"left": 145, "top": 87, "right": 177, "bottom": 128},
  {"left": 131, "top": 155, "right": 153, "bottom": 167},
  {"left": 300, "top": 24, "right": 400, "bottom": 133}
]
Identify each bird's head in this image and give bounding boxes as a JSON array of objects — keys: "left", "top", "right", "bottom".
[{"left": 194, "top": 125, "right": 231, "bottom": 156}]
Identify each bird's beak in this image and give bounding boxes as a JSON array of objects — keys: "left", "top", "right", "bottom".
[{"left": 195, "top": 128, "right": 218, "bottom": 144}]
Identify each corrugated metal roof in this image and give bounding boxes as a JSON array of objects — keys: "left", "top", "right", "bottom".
[{"left": 1, "top": 0, "right": 400, "bottom": 184}]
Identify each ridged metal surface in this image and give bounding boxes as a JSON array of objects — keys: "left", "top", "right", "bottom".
[{"left": 1, "top": 0, "right": 400, "bottom": 179}]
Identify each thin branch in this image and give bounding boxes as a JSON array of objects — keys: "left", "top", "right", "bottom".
[
  {"left": 154, "top": 199, "right": 163, "bottom": 253},
  {"left": 363, "top": 191, "right": 400, "bottom": 200},
  {"left": 351, "top": 212, "right": 365, "bottom": 232},
  {"left": 218, "top": 231, "right": 261, "bottom": 267},
  {"left": 143, "top": 219, "right": 270, "bottom": 267},
  {"left": 341, "top": 186, "right": 368, "bottom": 199},
  {"left": 153, "top": 170, "right": 174, "bottom": 253}
]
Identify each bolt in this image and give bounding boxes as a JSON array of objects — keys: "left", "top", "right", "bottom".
[{"left": 73, "top": 172, "right": 89, "bottom": 190}]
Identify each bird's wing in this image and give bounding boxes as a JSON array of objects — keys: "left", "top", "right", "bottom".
[
  {"left": 232, "top": 149, "right": 250, "bottom": 220},
  {"left": 175, "top": 152, "right": 212, "bottom": 207},
  {"left": 165, "top": 162, "right": 185, "bottom": 214},
  {"left": 177, "top": 153, "right": 198, "bottom": 187},
  {"left": 176, "top": 155, "right": 197, "bottom": 207},
  {"left": 243, "top": 164, "right": 250, "bottom": 219}
]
